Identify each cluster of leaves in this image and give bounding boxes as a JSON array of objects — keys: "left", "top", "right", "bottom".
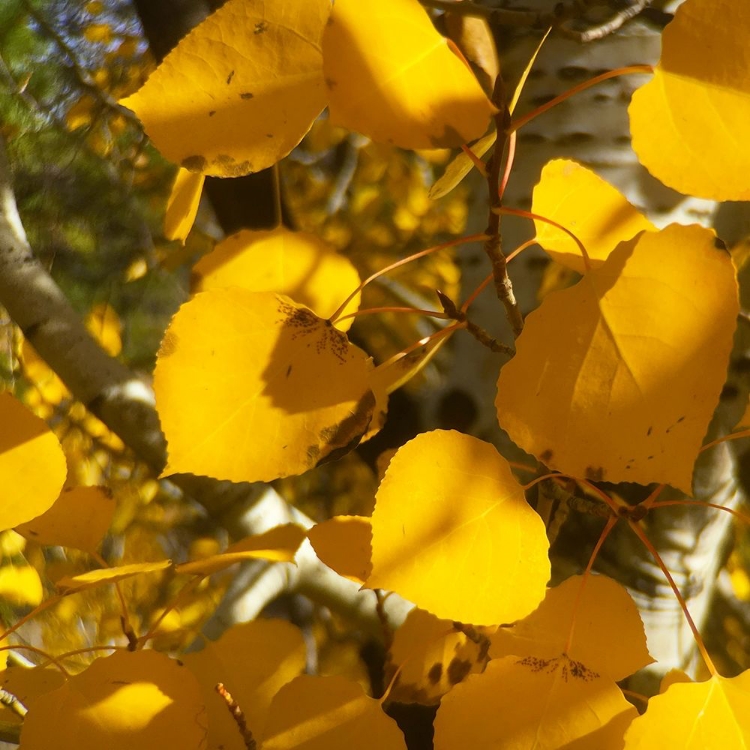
[{"left": 2, "top": 0, "right": 750, "bottom": 747}]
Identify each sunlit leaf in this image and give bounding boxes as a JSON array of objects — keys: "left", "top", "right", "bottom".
[
  {"left": 434, "top": 655, "right": 637, "bottom": 750},
  {"left": 429, "top": 132, "right": 495, "bottom": 200},
  {"left": 629, "top": 0, "right": 750, "bottom": 200},
  {"left": 323, "top": 0, "right": 493, "bottom": 149},
  {"left": 624, "top": 672, "right": 750, "bottom": 749},
  {"left": 496, "top": 225, "right": 738, "bottom": 492},
  {"left": 307, "top": 515, "right": 372, "bottom": 584},
  {"left": 164, "top": 167, "right": 204, "bottom": 243},
  {"left": 55, "top": 561, "right": 172, "bottom": 594},
  {"left": 16, "top": 486, "right": 115, "bottom": 554},
  {"left": 387, "top": 608, "right": 488, "bottom": 704},
  {"left": 532, "top": 159, "right": 656, "bottom": 272},
  {"left": 0, "top": 564, "right": 42, "bottom": 607},
  {"left": 489, "top": 574, "right": 652, "bottom": 681},
  {"left": 183, "top": 619, "right": 305, "bottom": 750},
  {"left": 121, "top": 0, "right": 330, "bottom": 176},
  {"left": 19, "top": 650, "right": 207, "bottom": 750},
  {"left": 0, "top": 392, "right": 67, "bottom": 530},
  {"left": 175, "top": 524, "right": 305, "bottom": 576},
  {"left": 260, "top": 674, "right": 407, "bottom": 750},
  {"left": 154, "top": 290, "right": 375, "bottom": 483},
  {"left": 192, "top": 227, "right": 360, "bottom": 331},
  {"left": 367, "top": 430, "right": 550, "bottom": 625}
]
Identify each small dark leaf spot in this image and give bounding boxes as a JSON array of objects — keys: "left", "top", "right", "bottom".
[
  {"left": 266, "top": 134, "right": 274, "bottom": 138},
  {"left": 181, "top": 155, "right": 207, "bottom": 172},
  {"left": 565, "top": 658, "right": 599, "bottom": 682},
  {"left": 26, "top": 529, "right": 38, "bottom": 536},
  {"left": 278, "top": 301, "right": 349, "bottom": 363},
  {"left": 646, "top": 426, "right": 653, "bottom": 436},
  {"left": 208, "top": 110, "right": 216, "bottom": 117},
  {"left": 226, "top": 70, "right": 235, "bottom": 85},
  {"left": 518, "top": 655, "right": 554, "bottom": 673},
  {"left": 159, "top": 331, "right": 179, "bottom": 358},
  {"left": 647, "top": 455, "right": 654, "bottom": 460},
  {"left": 677, "top": 416, "right": 685, "bottom": 423},
  {"left": 254, "top": 21, "right": 268, "bottom": 34},
  {"left": 539, "top": 449, "right": 553, "bottom": 464},
  {"left": 240, "top": 92, "right": 254, "bottom": 100},
  {"left": 175, "top": 659, "right": 184, "bottom": 667},
  {"left": 447, "top": 658, "right": 471, "bottom": 685},
  {"left": 286, "top": 365, "right": 292, "bottom": 378},
  {"left": 585, "top": 466, "right": 605, "bottom": 482},
  {"left": 427, "top": 663, "right": 443, "bottom": 685}
]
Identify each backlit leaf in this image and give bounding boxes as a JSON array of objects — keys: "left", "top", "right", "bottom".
[
  {"left": 120, "top": 0, "right": 329, "bottom": 176},
  {"left": 19, "top": 650, "right": 207, "bottom": 750},
  {"left": 307, "top": 515, "right": 372, "bottom": 584},
  {"left": 0, "top": 666, "right": 66, "bottom": 727},
  {"left": 0, "top": 564, "right": 42, "bottom": 607},
  {"left": 624, "top": 672, "right": 750, "bottom": 749},
  {"left": 367, "top": 430, "right": 550, "bottom": 625},
  {"left": 175, "top": 524, "right": 305, "bottom": 576},
  {"left": 192, "top": 227, "right": 360, "bottom": 330},
  {"left": 323, "top": 0, "right": 493, "bottom": 150},
  {"left": 429, "top": 132, "right": 495, "bottom": 200},
  {"left": 260, "top": 674, "right": 406, "bottom": 750},
  {"left": 164, "top": 167, "right": 204, "bottom": 243},
  {"left": 532, "top": 159, "right": 656, "bottom": 272},
  {"left": 489, "top": 574, "right": 652, "bottom": 681},
  {"left": 434, "top": 655, "right": 637, "bottom": 750},
  {"left": 496, "top": 224, "right": 738, "bottom": 492},
  {"left": 16, "top": 486, "right": 115, "bottom": 553},
  {"left": 55, "top": 560, "right": 171, "bottom": 594},
  {"left": 183, "top": 619, "right": 305, "bottom": 750},
  {"left": 154, "top": 290, "right": 375, "bottom": 482},
  {"left": 629, "top": 0, "right": 750, "bottom": 200},
  {"left": 386, "top": 608, "right": 488, "bottom": 705},
  {"left": 0, "top": 392, "right": 67, "bottom": 530}
]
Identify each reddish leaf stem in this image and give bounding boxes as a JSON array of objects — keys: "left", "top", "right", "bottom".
[
  {"left": 638, "top": 483, "right": 666, "bottom": 511},
  {"left": 508, "top": 64, "right": 654, "bottom": 134},
  {"left": 498, "top": 130, "right": 517, "bottom": 202},
  {"left": 627, "top": 519, "right": 717, "bottom": 678},
  {"left": 505, "top": 237, "right": 539, "bottom": 264},
  {"left": 699, "top": 428, "right": 750, "bottom": 454},
  {"left": 334, "top": 306, "right": 451, "bottom": 324},
  {"left": 374, "top": 322, "right": 463, "bottom": 372},
  {"left": 461, "top": 143, "right": 488, "bottom": 178},
  {"left": 0, "top": 644, "right": 70, "bottom": 676},
  {"left": 579, "top": 479, "right": 620, "bottom": 515},
  {"left": 460, "top": 272, "right": 494, "bottom": 314}
]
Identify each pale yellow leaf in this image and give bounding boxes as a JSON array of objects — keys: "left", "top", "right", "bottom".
[{"left": 164, "top": 167, "right": 205, "bottom": 243}]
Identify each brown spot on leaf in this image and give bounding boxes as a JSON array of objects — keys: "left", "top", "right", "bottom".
[
  {"left": 254, "top": 21, "right": 268, "bottom": 34},
  {"left": 226, "top": 70, "right": 235, "bottom": 85},
  {"left": 159, "top": 331, "right": 178, "bottom": 358},
  {"left": 565, "top": 658, "right": 598, "bottom": 682},
  {"left": 240, "top": 92, "right": 254, "bottom": 100},
  {"left": 585, "top": 466, "right": 605, "bottom": 482},
  {"left": 539, "top": 449, "right": 553, "bottom": 464},
  {"left": 646, "top": 426, "right": 652, "bottom": 436},
  {"left": 317, "top": 390, "right": 377, "bottom": 467},
  {"left": 447, "top": 658, "right": 471, "bottom": 685},
  {"left": 427, "top": 663, "right": 443, "bottom": 685},
  {"left": 208, "top": 110, "right": 216, "bottom": 117},
  {"left": 181, "top": 155, "right": 207, "bottom": 172}
]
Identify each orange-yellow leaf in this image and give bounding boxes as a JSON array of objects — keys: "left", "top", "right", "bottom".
[
  {"left": 120, "top": 0, "right": 329, "bottom": 176},
  {"left": 19, "top": 650, "right": 207, "bottom": 750},
  {"left": 434, "top": 655, "right": 637, "bottom": 750},
  {"left": 387, "top": 608, "right": 488, "bottom": 704},
  {"left": 154, "top": 290, "right": 375, "bottom": 483},
  {"left": 192, "top": 227, "right": 360, "bottom": 331},
  {"left": 0, "top": 666, "right": 66, "bottom": 727},
  {"left": 490, "top": 574, "right": 652, "bottom": 681},
  {"left": 532, "top": 159, "right": 656, "bottom": 272},
  {"left": 183, "top": 619, "right": 305, "bottom": 750},
  {"left": 496, "top": 224, "right": 738, "bottom": 492},
  {"left": 367, "top": 430, "right": 549, "bottom": 625},
  {"left": 164, "top": 167, "right": 205, "bottom": 243},
  {"left": 307, "top": 515, "right": 372, "bottom": 584},
  {"left": 0, "top": 392, "right": 67, "bottom": 530},
  {"left": 55, "top": 560, "right": 171, "bottom": 594},
  {"left": 175, "top": 524, "right": 305, "bottom": 576},
  {"left": 16, "top": 486, "right": 115, "bottom": 553},
  {"left": 624, "top": 672, "right": 750, "bottom": 749},
  {"left": 260, "top": 674, "right": 407, "bottom": 750},
  {"left": 629, "top": 0, "right": 750, "bottom": 201},
  {"left": 323, "top": 0, "right": 493, "bottom": 150}
]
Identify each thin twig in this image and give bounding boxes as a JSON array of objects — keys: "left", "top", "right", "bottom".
[{"left": 560, "top": 0, "right": 650, "bottom": 42}]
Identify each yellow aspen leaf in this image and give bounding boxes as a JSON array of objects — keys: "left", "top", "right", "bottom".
[
  {"left": 164, "top": 167, "right": 205, "bottom": 243},
  {"left": 624, "top": 672, "right": 750, "bottom": 749},
  {"left": 120, "top": 0, "right": 329, "bottom": 176},
  {"left": 386, "top": 608, "right": 488, "bottom": 705},
  {"left": 260, "top": 674, "right": 407, "bottom": 750},
  {"left": 532, "top": 159, "right": 656, "bottom": 272},
  {"left": 55, "top": 560, "right": 172, "bottom": 594},
  {"left": 307, "top": 515, "right": 372, "bottom": 584},
  {"left": 0, "top": 392, "right": 67, "bottom": 530},
  {"left": 85, "top": 303, "right": 122, "bottom": 357},
  {"left": 429, "top": 132, "right": 495, "bottom": 200},
  {"left": 175, "top": 524, "right": 305, "bottom": 576},
  {"left": 154, "top": 290, "right": 375, "bottom": 483},
  {"left": 183, "top": 619, "right": 305, "bottom": 750},
  {"left": 496, "top": 224, "right": 738, "bottom": 492},
  {"left": 0, "top": 564, "right": 42, "bottom": 607},
  {"left": 660, "top": 669, "right": 693, "bottom": 692},
  {"left": 323, "top": 0, "right": 493, "bottom": 150},
  {"left": 192, "top": 227, "right": 361, "bottom": 331},
  {"left": 15, "top": 486, "right": 115, "bottom": 554},
  {"left": 19, "top": 650, "right": 207, "bottom": 750},
  {"left": 0, "top": 666, "right": 66, "bottom": 726},
  {"left": 629, "top": 0, "right": 750, "bottom": 201},
  {"left": 434, "top": 655, "right": 637, "bottom": 750},
  {"left": 367, "top": 430, "right": 550, "bottom": 625},
  {"left": 489, "top": 574, "right": 652, "bottom": 682}
]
